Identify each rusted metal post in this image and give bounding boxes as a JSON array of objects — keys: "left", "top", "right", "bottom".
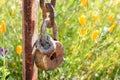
[{"left": 22, "top": 0, "right": 38, "bottom": 80}]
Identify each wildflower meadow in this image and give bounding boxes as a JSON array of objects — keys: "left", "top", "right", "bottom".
[{"left": 0, "top": 0, "right": 120, "bottom": 80}]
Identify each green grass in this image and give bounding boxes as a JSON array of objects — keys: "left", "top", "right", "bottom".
[{"left": 0, "top": 0, "right": 120, "bottom": 80}]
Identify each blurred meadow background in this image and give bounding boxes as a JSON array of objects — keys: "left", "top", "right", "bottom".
[{"left": 0, "top": 0, "right": 120, "bottom": 80}]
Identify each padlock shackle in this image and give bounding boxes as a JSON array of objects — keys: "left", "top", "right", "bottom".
[
  {"left": 41, "top": 19, "right": 48, "bottom": 45},
  {"left": 41, "top": 19, "right": 58, "bottom": 42}
]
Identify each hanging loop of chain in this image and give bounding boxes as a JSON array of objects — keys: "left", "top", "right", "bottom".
[
  {"left": 40, "top": 0, "right": 58, "bottom": 40},
  {"left": 40, "top": 0, "right": 56, "bottom": 27},
  {"left": 40, "top": 0, "right": 56, "bottom": 8}
]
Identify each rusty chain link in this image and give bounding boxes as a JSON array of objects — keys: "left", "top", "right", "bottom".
[
  {"left": 40, "top": 0, "right": 56, "bottom": 8},
  {"left": 40, "top": 0, "right": 56, "bottom": 27},
  {"left": 40, "top": 0, "right": 58, "bottom": 40}
]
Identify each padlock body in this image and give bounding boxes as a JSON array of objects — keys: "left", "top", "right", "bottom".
[
  {"left": 34, "top": 41, "right": 64, "bottom": 70},
  {"left": 44, "top": 41, "right": 64, "bottom": 70}
]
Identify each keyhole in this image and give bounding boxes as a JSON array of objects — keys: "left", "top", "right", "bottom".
[{"left": 50, "top": 53, "right": 56, "bottom": 60}]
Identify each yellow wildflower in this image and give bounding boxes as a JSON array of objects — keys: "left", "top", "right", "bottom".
[
  {"left": 109, "top": 21, "right": 117, "bottom": 32},
  {"left": 93, "top": 13, "right": 100, "bottom": 21},
  {"left": 86, "top": 53, "right": 93, "bottom": 58},
  {"left": 92, "top": 30, "right": 99, "bottom": 40},
  {"left": 80, "top": 0, "right": 88, "bottom": 7},
  {"left": 81, "top": 28, "right": 86, "bottom": 36},
  {"left": 13, "top": 62, "right": 17, "bottom": 66},
  {"left": 1, "top": 0, "right": 5, "bottom": 5},
  {"left": 78, "top": 15, "right": 86, "bottom": 25},
  {"left": 90, "top": 63, "right": 95, "bottom": 69},
  {"left": 0, "top": 26, "right": 2, "bottom": 35},
  {"left": 11, "top": 9, "right": 15, "bottom": 16},
  {"left": 16, "top": 45, "right": 22, "bottom": 55},
  {"left": 1, "top": 20, "right": 6, "bottom": 33},
  {"left": 118, "top": 1, "right": 120, "bottom": 5},
  {"left": 108, "top": 13, "right": 115, "bottom": 22}
]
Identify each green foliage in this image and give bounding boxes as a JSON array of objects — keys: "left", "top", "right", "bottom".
[{"left": 0, "top": 0, "right": 120, "bottom": 80}]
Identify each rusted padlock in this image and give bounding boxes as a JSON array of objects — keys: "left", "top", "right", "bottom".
[
  {"left": 34, "top": 19, "right": 64, "bottom": 70},
  {"left": 34, "top": 0, "right": 64, "bottom": 70},
  {"left": 34, "top": 41, "right": 64, "bottom": 70}
]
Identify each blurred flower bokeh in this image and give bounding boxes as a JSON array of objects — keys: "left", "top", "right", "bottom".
[
  {"left": 16, "top": 45, "right": 22, "bottom": 55},
  {"left": 0, "top": 0, "right": 120, "bottom": 80}
]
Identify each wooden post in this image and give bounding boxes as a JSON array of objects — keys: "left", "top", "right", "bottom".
[{"left": 22, "top": 0, "right": 38, "bottom": 80}]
